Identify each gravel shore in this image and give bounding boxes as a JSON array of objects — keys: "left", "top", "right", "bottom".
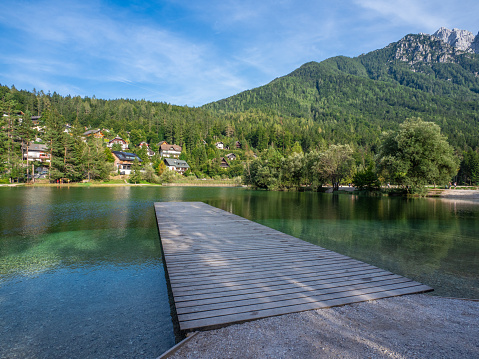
[
  {"left": 168, "top": 294, "right": 478, "bottom": 359},
  {"left": 438, "top": 189, "right": 479, "bottom": 199}
]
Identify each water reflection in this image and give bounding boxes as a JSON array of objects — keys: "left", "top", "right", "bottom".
[
  {"left": 0, "top": 187, "right": 478, "bottom": 359},
  {"left": 206, "top": 190, "right": 479, "bottom": 299},
  {"left": 0, "top": 187, "right": 175, "bottom": 359}
]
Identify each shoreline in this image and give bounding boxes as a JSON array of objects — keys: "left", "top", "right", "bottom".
[
  {"left": 167, "top": 294, "right": 479, "bottom": 359},
  {"left": 2, "top": 183, "right": 479, "bottom": 200},
  {"left": 0, "top": 182, "right": 242, "bottom": 188}
]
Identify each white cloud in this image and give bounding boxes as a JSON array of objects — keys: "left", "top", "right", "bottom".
[
  {"left": 0, "top": 0, "right": 251, "bottom": 105},
  {"left": 354, "top": 0, "right": 446, "bottom": 31},
  {"left": 1, "top": 0, "right": 478, "bottom": 106}
]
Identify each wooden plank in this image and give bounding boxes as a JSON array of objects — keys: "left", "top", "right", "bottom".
[
  {"left": 175, "top": 277, "right": 417, "bottom": 316},
  {"left": 162, "top": 247, "right": 341, "bottom": 263},
  {"left": 164, "top": 254, "right": 359, "bottom": 276},
  {"left": 175, "top": 275, "right": 409, "bottom": 311},
  {"left": 172, "top": 270, "right": 398, "bottom": 299},
  {"left": 171, "top": 268, "right": 388, "bottom": 300},
  {"left": 155, "top": 202, "right": 433, "bottom": 332},
  {"left": 179, "top": 285, "right": 433, "bottom": 330},
  {"left": 168, "top": 261, "right": 376, "bottom": 288},
  {"left": 163, "top": 251, "right": 349, "bottom": 271},
  {"left": 166, "top": 261, "right": 365, "bottom": 283}
]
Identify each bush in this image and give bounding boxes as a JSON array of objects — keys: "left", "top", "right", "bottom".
[
  {"left": 159, "top": 169, "right": 181, "bottom": 183},
  {"left": 142, "top": 165, "right": 161, "bottom": 184},
  {"left": 353, "top": 168, "right": 381, "bottom": 190}
]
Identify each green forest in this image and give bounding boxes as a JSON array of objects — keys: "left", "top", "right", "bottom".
[{"left": 1, "top": 34, "right": 479, "bottom": 188}]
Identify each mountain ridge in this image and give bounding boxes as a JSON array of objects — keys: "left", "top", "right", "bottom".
[
  {"left": 203, "top": 28, "right": 479, "bottom": 149},
  {"left": 432, "top": 27, "right": 479, "bottom": 53}
]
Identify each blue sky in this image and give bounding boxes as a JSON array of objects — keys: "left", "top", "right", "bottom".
[{"left": 0, "top": 0, "right": 478, "bottom": 106}]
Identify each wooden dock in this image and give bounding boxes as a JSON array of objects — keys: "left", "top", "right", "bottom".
[{"left": 155, "top": 202, "right": 432, "bottom": 332}]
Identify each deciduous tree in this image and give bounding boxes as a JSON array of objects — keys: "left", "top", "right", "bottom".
[{"left": 377, "top": 118, "right": 458, "bottom": 191}]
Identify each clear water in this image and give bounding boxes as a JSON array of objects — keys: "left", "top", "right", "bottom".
[{"left": 1, "top": 187, "right": 478, "bottom": 358}]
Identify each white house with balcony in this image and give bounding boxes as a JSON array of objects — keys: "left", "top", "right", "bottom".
[
  {"left": 23, "top": 143, "right": 50, "bottom": 163},
  {"left": 159, "top": 142, "right": 182, "bottom": 158},
  {"left": 164, "top": 158, "right": 190, "bottom": 174},
  {"left": 107, "top": 136, "right": 129, "bottom": 151}
]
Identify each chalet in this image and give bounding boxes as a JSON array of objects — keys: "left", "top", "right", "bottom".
[
  {"left": 226, "top": 153, "right": 237, "bottom": 161},
  {"left": 107, "top": 136, "right": 129, "bottom": 151},
  {"left": 235, "top": 141, "right": 242, "bottom": 149},
  {"left": 139, "top": 142, "right": 155, "bottom": 157},
  {"left": 83, "top": 129, "right": 104, "bottom": 138},
  {"left": 218, "top": 157, "right": 230, "bottom": 169},
  {"left": 159, "top": 142, "right": 182, "bottom": 158},
  {"left": 112, "top": 151, "right": 142, "bottom": 175},
  {"left": 215, "top": 141, "right": 224, "bottom": 149},
  {"left": 164, "top": 158, "right": 190, "bottom": 174},
  {"left": 31, "top": 115, "right": 41, "bottom": 125},
  {"left": 22, "top": 143, "right": 50, "bottom": 163}
]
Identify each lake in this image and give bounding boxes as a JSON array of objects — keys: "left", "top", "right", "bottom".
[{"left": 1, "top": 186, "right": 478, "bottom": 358}]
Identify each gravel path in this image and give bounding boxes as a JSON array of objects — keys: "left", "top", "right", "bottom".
[
  {"left": 439, "top": 189, "right": 479, "bottom": 199},
  {"left": 168, "top": 295, "right": 478, "bottom": 359}
]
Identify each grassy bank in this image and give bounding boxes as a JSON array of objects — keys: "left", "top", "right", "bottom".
[{"left": 0, "top": 177, "right": 242, "bottom": 188}]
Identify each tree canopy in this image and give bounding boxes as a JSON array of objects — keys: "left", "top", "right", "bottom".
[{"left": 377, "top": 118, "right": 458, "bottom": 190}]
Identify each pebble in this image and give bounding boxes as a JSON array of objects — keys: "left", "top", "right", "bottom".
[{"left": 169, "top": 295, "right": 479, "bottom": 359}]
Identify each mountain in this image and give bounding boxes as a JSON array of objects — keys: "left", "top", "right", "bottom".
[
  {"left": 432, "top": 27, "right": 479, "bottom": 53},
  {"left": 204, "top": 28, "right": 479, "bottom": 149}
]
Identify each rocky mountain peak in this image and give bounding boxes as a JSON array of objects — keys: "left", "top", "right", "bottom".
[
  {"left": 392, "top": 34, "right": 463, "bottom": 65},
  {"left": 432, "top": 27, "right": 478, "bottom": 53}
]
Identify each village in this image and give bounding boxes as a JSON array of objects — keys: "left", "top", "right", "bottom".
[{"left": 17, "top": 114, "right": 244, "bottom": 182}]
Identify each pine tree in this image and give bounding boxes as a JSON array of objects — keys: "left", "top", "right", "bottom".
[
  {"left": 80, "top": 138, "right": 109, "bottom": 181},
  {"left": 18, "top": 110, "right": 36, "bottom": 182},
  {"left": 43, "top": 107, "right": 67, "bottom": 182},
  {"left": 129, "top": 158, "right": 142, "bottom": 184}
]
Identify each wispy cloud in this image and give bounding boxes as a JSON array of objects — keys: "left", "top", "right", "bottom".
[
  {"left": 0, "top": 0, "right": 249, "bottom": 104},
  {"left": 354, "top": 0, "right": 446, "bottom": 31},
  {"left": 0, "top": 0, "right": 478, "bottom": 105}
]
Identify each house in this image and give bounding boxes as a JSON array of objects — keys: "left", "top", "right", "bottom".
[
  {"left": 31, "top": 115, "right": 41, "bottom": 126},
  {"left": 226, "top": 153, "right": 237, "bottom": 161},
  {"left": 22, "top": 143, "right": 50, "bottom": 163},
  {"left": 217, "top": 157, "right": 230, "bottom": 169},
  {"left": 83, "top": 129, "right": 104, "bottom": 138},
  {"left": 139, "top": 142, "right": 155, "bottom": 157},
  {"left": 235, "top": 141, "right": 242, "bottom": 149},
  {"left": 107, "top": 136, "right": 129, "bottom": 151},
  {"left": 112, "top": 151, "right": 142, "bottom": 175},
  {"left": 215, "top": 141, "right": 224, "bottom": 149},
  {"left": 164, "top": 158, "right": 190, "bottom": 174},
  {"left": 159, "top": 142, "right": 182, "bottom": 158}
]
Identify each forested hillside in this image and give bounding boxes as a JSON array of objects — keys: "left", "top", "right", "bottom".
[
  {"left": 1, "top": 32, "right": 479, "bottom": 187},
  {"left": 205, "top": 34, "right": 479, "bottom": 150}
]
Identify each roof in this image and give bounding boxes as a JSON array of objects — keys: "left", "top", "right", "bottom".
[
  {"left": 160, "top": 143, "right": 182, "bottom": 152},
  {"left": 25, "top": 143, "right": 48, "bottom": 151},
  {"left": 109, "top": 136, "right": 126, "bottom": 143},
  {"left": 216, "top": 157, "right": 230, "bottom": 168},
  {"left": 164, "top": 158, "right": 189, "bottom": 169},
  {"left": 83, "top": 129, "right": 101, "bottom": 136},
  {"left": 112, "top": 151, "right": 142, "bottom": 162}
]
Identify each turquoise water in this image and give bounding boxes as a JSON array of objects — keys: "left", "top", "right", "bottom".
[{"left": 0, "top": 187, "right": 478, "bottom": 358}]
